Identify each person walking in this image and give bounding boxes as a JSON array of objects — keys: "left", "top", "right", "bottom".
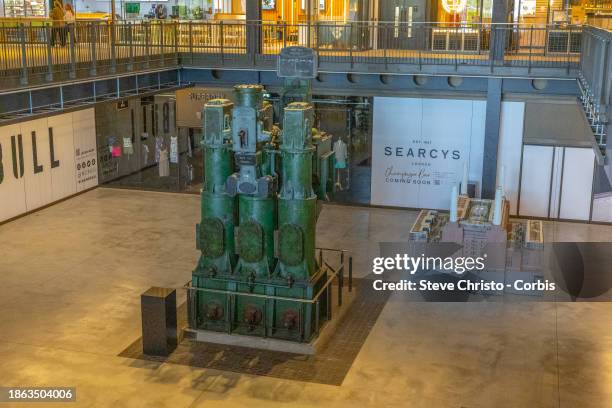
[
  {"left": 63, "top": 3, "right": 76, "bottom": 44},
  {"left": 50, "top": 0, "right": 65, "bottom": 47}
]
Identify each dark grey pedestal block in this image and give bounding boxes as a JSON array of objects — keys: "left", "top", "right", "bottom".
[{"left": 141, "top": 287, "right": 177, "bottom": 356}]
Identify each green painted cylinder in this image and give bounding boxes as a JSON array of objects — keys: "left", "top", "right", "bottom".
[
  {"left": 278, "top": 197, "right": 317, "bottom": 279},
  {"left": 196, "top": 98, "right": 236, "bottom": 275},
  {"left": 261, "top": 146, "right": 277, "bottom": 178},
  {"left": 276, "top": 101, "right": 318, "bottom": 280},
  {"left": 201, "top": 191, "right": 235, "bottom": 243},
  {"left": 234, "top": 84, "right": 264, "bottom": 108},
  {"left": 203, "top": 145, "right": 233, "bottom": 193},
  {"left": 237, "top": 195, "right": 277, "bottom": 276},
  {"left": 280, "top": 149, "right": 315, "bottom": 200}
]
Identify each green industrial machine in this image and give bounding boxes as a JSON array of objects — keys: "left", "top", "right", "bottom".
[
  {"left": 312, "top": 128, "right": 335, "bottom": 201},
  {"left": 190, "top": 79, "right": 336, "bottom": 343}
]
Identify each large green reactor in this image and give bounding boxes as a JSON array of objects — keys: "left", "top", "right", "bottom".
[{"left": 190, "top": 83, "right": 335, "bottom": 343}]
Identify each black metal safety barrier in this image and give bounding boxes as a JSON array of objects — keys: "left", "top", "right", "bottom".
[{"left": 184, "top": 247, "right": 352, "bottom": 343}]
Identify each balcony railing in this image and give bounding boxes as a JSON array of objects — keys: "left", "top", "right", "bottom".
[
  {"left": 0, "top": 20, "right": 582, "bottom": 90},
  {"left": 579, "top": 25, "right": 611, "bottom": 156}
]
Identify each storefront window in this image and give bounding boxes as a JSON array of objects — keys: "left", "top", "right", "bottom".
[
  {"left": 96, "top": 94, "right": 202, "bottom": 194},
  {"left": 436, "top": 0, "right": 493, "bottom": 23},
  {"left": 259, "top": 0, "right": 357, "bottom": 22},
  {"left": 311, "top": 95, "right": 373, "bottom": 205},
  {"left": 94, "top": 90, "right": 372, "bottom": 204},
  {"left": 482, "top": 0, "right": 492, "bottom": 20},
  {"left": 70, "top": 0, "right": 248, "bottom": 20},
  {"left": 62, "top": 0, "right": 361, "bottom": 22},
  {"left": 318, "top": 0, "right": 348, "bottom": 21},
  {"left": 511, "top": 0, "right": 612, "bottom": 26},
  {"left": 2, "top": 0, "right": 47, "bottom": 17},
  {"left": 262, "top": 0, "right": 307, "bottom": 22}
]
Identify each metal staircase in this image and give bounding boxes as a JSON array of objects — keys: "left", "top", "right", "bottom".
[{"left": 578, "top": 72, "right": 608, "bottom": 156}]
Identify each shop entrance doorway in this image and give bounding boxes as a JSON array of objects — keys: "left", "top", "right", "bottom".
[{"left": 378, "top": 0, "right": 426, "bottom": 50}]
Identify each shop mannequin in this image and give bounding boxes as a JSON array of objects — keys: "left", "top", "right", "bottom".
[
  {"left": 333, "top": 137, "right": 348, "bottom": 190},
  {"left": 142, "top": 144, "right": 150, "bottom": 166},
  {"left": 155, "top": 135, "right": 163, "bottom": 163},
  {"left": 159, "top": 143, "right": 170, "bottom": 177},
  {"left": 170, "top": 135, "right": 178, "bottom": 164},
  {"left": 155, "top": 4, "right": 167, "bottom": 19}
]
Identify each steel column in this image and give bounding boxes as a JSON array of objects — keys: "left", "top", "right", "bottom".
[
  {"left": 68, "top": 24, "right": 76, "bottom": 79},
  {"left": 89, "top": 23, "right": 97, "bottom": 76},
  {"left": 110, "top": 22, "right": 117, "bottom": 73},
  {"left": 128, "top": 22, "right": 134, "bottom": 71},
  {"left": 482, "top": 77, "right": 503, "bottom": 199},
  {"left": 45, "top": 25, "right": 53, "bottom": 82},
  {"left": 245, "top": 0, "right": 262, "bottom": 55},
  {"left": 19, "top": 24, "right": 28, "bottom": 85}
]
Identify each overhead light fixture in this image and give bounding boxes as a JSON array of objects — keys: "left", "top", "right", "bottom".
[
  {"left": 441, "top": 0, "right": 467, "bottom": 14},
  {"left": 520, "top": 0, "right": 536, "bottom": 16}
]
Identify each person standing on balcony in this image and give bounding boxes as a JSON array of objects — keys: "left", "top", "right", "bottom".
[
  {"left": 155, "top": 4, "right": 167, "bottom": 19},
  {"left": 64, "top": 3, "right": 76, "bottom": 44},
  {"left": 50, "top": 0, "right": 66, "bottom": 47},
  {"left": 276, "top": 15, "right": 284, "bottom": 42}
]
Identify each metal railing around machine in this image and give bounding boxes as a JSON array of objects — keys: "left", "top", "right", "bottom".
[
  {"left": 0, "top": 21, "right": 582, "bottom": 90},
  {"left": 184, "top": 247, "right": 353, "bottom": 343}
]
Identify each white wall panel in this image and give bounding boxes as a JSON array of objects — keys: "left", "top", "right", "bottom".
[
  {"left": 559, "top": 147, "right": 594, "bottom": 221},
  {"left": 519, "top": 145, "right": 553, "bottom": 217},
  {"left": 22, "top": 118, "right": 53, "bottom": 211},
  {"left": 72, "top": 108, "right": 98, "bottom": 192},
  {"left": 48, "top": 113, "right": 77, "bottom": 202},
  {"left": 497, "top": 101, "right": 525, "bottom": 215},
  {"left": 418, "top": 98, "right": 473, "bottom": 209},
  {"left": 592, "top": 193, "right": 612, "bottom": 222},
  {"left": 72, "top": 108, "right": 95, "bottom": 124},
  {"left": 0, "top": 124, "right": 27, "bottom": 222},
  {"left": 371, "top": 97, "right": 484, "bottom": 210},
  {"left": 469, "top": 100, "right": 486, "bottom": 197},
  {"left": 370, "top": 97, "right": 422, "bottom": 208},
  {"left": 0, "top": 108, "right": 97, "bottom": 223}
]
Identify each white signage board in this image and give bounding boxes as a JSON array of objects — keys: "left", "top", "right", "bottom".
[
  {"left": 72, "top": 109, "right": 99, "bottom": 192},
  {"left": 0, "top": 123, "right": 27, "bottom": 221},
  {"left": 0, "top": 108, "right": 98, "bottom": 222},
  {"left": 496, "top": 101, "right": 525, "bottom": 215},
  {"left": 371, "top": 97, "right": 486, "bottom": 210},
  {"left": 519, "top": 145, "right": 554, "bottom": 218},
  {"left": 559, "top": 147, "right": 594, "bottom": 221}
]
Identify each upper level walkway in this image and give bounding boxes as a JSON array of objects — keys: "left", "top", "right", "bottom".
[
  {"left": 0, "top": 20, "right": 608, "bottom": 164},
  {"left": 0, "top": 21, "right": 582, "bottom": 91}
]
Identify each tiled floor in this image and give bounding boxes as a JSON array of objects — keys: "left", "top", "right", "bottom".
[{"left": 1, "top": 188, "right": 612, "bottom": 407}]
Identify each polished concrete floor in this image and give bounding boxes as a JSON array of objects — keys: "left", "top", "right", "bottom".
[{"left": 1, "top": 188, "right": 612, "bottom": 407}]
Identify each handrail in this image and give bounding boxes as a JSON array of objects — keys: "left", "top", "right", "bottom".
[
  {"left": 184, "top": 263, "right": 342, "bottom": 304},
  {"left": 0, "top": 19, "right": 585, "bottom": 27},
  {"left": 185, "top": 247, "right": 353, "bottom": 304},
  {"left": 578, "top": 25, "right": 611, "bottom": 156},
  {"left": 0, "top": 20, "right": 584, "bottom": 93}
]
